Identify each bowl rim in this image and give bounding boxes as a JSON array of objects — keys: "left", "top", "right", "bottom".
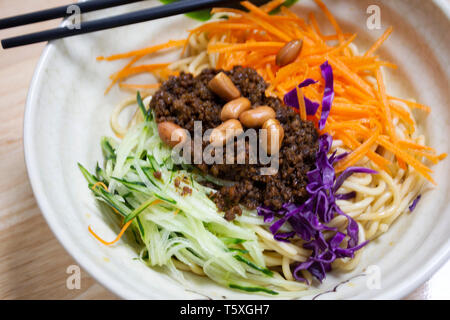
[
  {"left": 23, "top": 0, "right": 450, "bottom": 300},
  {"left": 23, "top": 43, "right": 144, "bottom": 300}
]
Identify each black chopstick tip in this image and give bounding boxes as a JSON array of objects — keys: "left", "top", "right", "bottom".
[
  {"left": 2, "top": 38, "right": 16, "bottom": 49},
  {"left": 1, "top": 37, "right": 28, "bottom": 49},
  {"left": 1, "top": 39, "right": 8, "bottom": 49}
]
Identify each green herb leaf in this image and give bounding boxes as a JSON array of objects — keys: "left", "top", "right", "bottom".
[
  {"left": 234, "top": 255, "right": 273, "bottom": 277},
  {"left": 136, "top": 91, "right": 148, "bottom": 121},
  {"left": 229, "top": 284, "right": 278, "bottom": 295},
  {"left": 159, "top": 0, "right": 212, "bottom": 21}
]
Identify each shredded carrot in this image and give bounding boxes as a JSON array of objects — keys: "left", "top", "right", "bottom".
[
  {"left": 89, "top": 199, "right": 162, "bottom": 246},
  {"left": 104, "top": 55, "right": 143, "bottom": 94},
  {"left": 334, "top": 124, "right": 381, "bottom": 172},
  {"left": 105, "top": 62, "right": 170, "bottom": 94},
  {"left": 375, "top": 69, "right": 397, "bottom": 142},
  {"left": 388, "top": 96, "right": 431, "bottom": 113},
  {"left": 389, "top": 102, "right": 415, "bottom": 132},
  {"left": 408, "top": 149, "right": 446, "bottom": 165},
  {"left": 191, "top": 23, "right": 256, "bottom": 33},
  {"left": 313, "top": 0, "right": 343, "bottom": 37},
  {"left": 119, "top": 83, "right": 160, "bottom": 90},
  {"left": 398, "top": 140, "right": 435, "bottom": 152},
  {"left": 328, "top": 56, "right": 375, "bottom": 97},
  {"left": 91, "top": 181, "right": 108, "bottom": 191},
  {"left": 331, "top": 129, "right": 390, "bottom": 171},
  {"left": 111, "top": 63, "right": 170, "bottom": 82},
  {"left": 296, "top": 86, "right": 307, "bottom": 121},
  {"left": 208, "top": 42, "right": 285, "bottom": 54},
  {"left": 377, "top": 135, "right": 435, "bottom": 184},
  {"left": 323, "top": 34, "right": 358, "bottom": 56},
  {"left": 88, "top": 220, "right": 133, "bottom": 246},
  {"left": 375, "top": 69, "right": 407, "bottom": 169},
  {"left": 97, "top": 39, "right": 186, "bottom": 61},
  {"left": 364, "top": 26, "right": 393, "bottom": 57},
  {"left": 261, "top": 0, "right": 285, "bottom": 13},
  {"left": 241, "top": 11, "right": 292, "bottom": 41},
  {"left": 308, "top": 12, "right": 323, "bottom": 38},
  {"left": 349, "top": 138, "right": 390, "bottom": 170},
  {"left": 241, "top": 1, "right": 272, "bottom": 18},
  {"left": 344, "top": 86, "right": 373, "bottom": 103}
]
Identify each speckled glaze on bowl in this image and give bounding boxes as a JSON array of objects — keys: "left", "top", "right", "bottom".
[{"left": 24, "top": 0, "right": 450, "bottom": 299}]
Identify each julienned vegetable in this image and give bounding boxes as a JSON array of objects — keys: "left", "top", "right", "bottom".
[
  {"left": 283, "top": 60, "right": 334, "bottom": 130},
  {"left": 258, "top": 134, "right": 377, "bottom": 282},
  {"left": 283, "top": 78, "right": 319, "bottom": 116},
  {"left": 265, "top": 61, "right": 375, "bottom": 282},
  {"left": 318, "top": 61, "right": 334, "bottom": 130},
  {"left": 79, "top": 101, "right": 314, "bottom": 296}
]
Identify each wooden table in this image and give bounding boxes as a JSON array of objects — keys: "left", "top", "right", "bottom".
[
  {"left": 0, "top": 0, "right": 447, "bottom": 300},
  {"left": 0, "top": 0, "right": 117, "bottom": 299}
]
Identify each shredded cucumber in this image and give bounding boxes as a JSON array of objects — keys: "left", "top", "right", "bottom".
[{"left": 79, "top": 97, "right": 310, "bottom": 296}]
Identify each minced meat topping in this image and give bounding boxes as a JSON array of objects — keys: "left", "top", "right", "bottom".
[{"left": 151, "top": 66, "right": 318, "bottom": 220}]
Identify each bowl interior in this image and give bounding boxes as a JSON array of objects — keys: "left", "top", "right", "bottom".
[{"left": 24, "top": 0, "right": 450, "bottom": 299}]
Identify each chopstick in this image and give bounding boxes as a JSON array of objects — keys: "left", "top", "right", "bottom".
[
  {"left": 1, "top": 0, "right": 240, "bottom": 49},
  {"left": 0, "top": 0, "right": 145, "bottom": 30}
]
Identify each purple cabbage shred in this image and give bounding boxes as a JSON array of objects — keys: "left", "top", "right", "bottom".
[
  {"left": 409, "top": 195, "right": 421, "bottom": 212},
  {"left": 283, "top": 78, "right": 319, "bottom": 116},
  {"left": 257, "top": 134, "right": 377, "bottom": 283},
  {"left": 283, "top": 60, "right": 335, "bottom": 130},
  {"left": 319, "top": 61, "right": 334, "bottom": 130}
]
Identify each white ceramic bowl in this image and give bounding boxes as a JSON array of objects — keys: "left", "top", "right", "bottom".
[{"left": 24, "top": 0, "right": 450, "bottom": 299}]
